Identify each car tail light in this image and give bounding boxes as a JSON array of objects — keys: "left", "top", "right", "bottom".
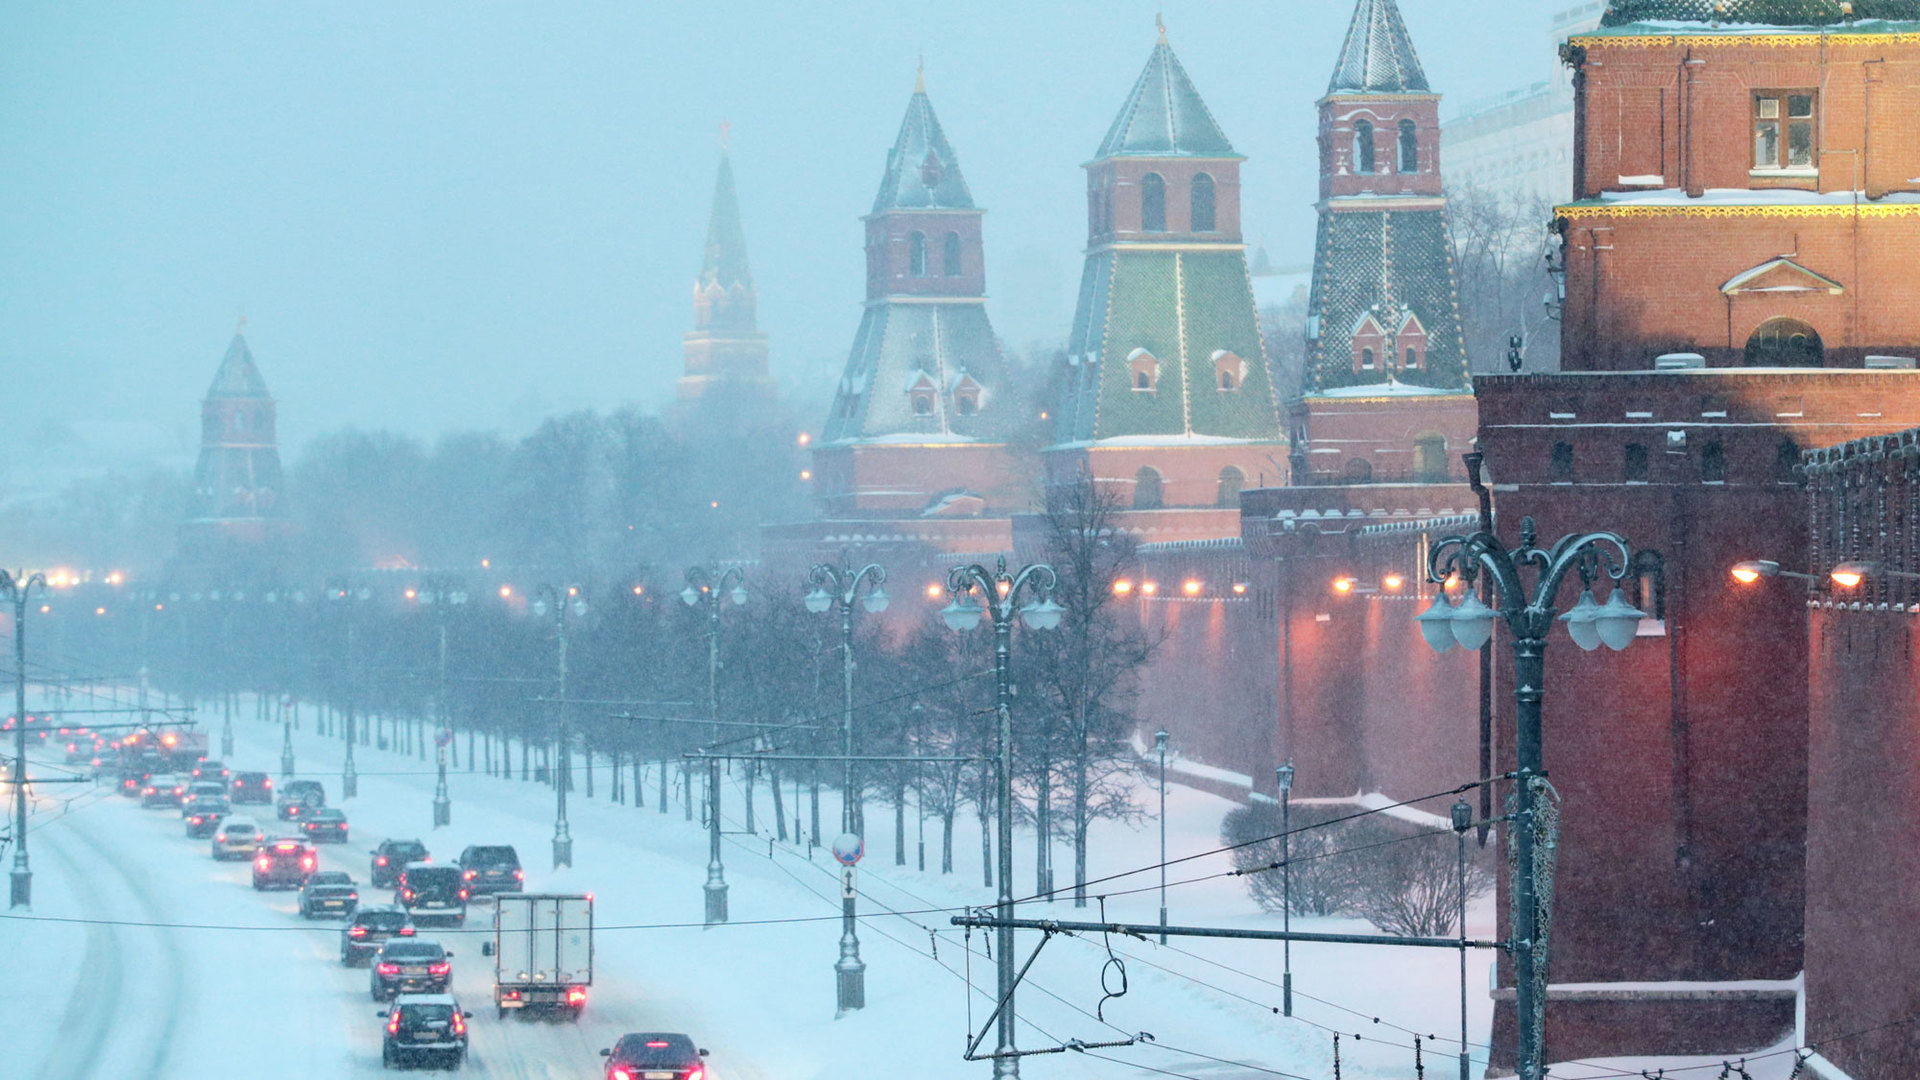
[
  {"left": 399, "top": 926, "right": 415, "bottom": 936},
  {"left": 688, "top": 1068, "right": 704, "bottom": 1080},
  {"left": 450, "top": 1011, "right": 466, "bottom": 1037},
  {"left": 349, "top": 892, "right": 359, "bottom": 900},
  {"left": 349, "top": 926, "right": 368, "bottom": 938},
  {"left": 463, "top": 870, "right": 476, "bottom": 880},
  {"left": 263, "top": 779, "right": 272, "bottom": 789},
  {"left": 375, "top": 856, "right": 388, "bottom": 866},
  {"left": 611, "top": 1069, "right": 633, "bottom": 1080},
  {"left": 422, "top": 855, "right": 431, "bottom": 863},
  {"left": 402, "top": 889, "right": 413, "bottom": 901},
  {"left": 173, "top": 787, "right": 183, "bottom": 796},
  {"left": 428, "top": 962, "right": 449, "bottom": 976},
  {"left": 514, "top": 869, "right": 525, "bottom": 880},
  {"left": 301, "top": 857, "right": 315, "bottom": 871},
  {"left": 387, "top": 1011, "right": 400, "bottom": 1036},
  {"left": 458, "top": 889, "right": 468, "bottom": 901},
  {"left": 255, "top": 857, "right": 270, "bottom": 871},
  {"left": 566, "top": 987, "right": 587, "bottom": 1005},
  {"left": 377, "top": 962, "right": 400, "bottom": 975}
]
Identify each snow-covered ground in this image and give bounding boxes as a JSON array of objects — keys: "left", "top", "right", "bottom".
[{"left": 2, "top": 695, "right": 1525, "bottom": 1080}]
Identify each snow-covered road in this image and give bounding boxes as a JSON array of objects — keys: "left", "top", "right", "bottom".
[{"left": 3, "top": 699, "right": 1510, "bottom": 1080}]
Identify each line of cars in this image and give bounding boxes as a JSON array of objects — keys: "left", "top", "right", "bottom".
[{"left": 131, "top": 749, "right": 709, "bottom": 1078}]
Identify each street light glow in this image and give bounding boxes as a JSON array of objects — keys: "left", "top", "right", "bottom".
[
  {"left": 1232, "top": 582, "right": 1249, "bottom": 595},
  {"left": 1331, "top": 576, "right": 1356, "bottom": 595},
  {"left": 925, "top": 583, "right": 943, "bottom": 599},
  {"left": 1112, "top": 579, "right": 1134, "bottom": 596},
  {"left": 1140, "top": 581, "right": 1158, "bottom": 595},
  {"left": 404, "top": 589, "right": 418, "bottom": 600},
  {"left": 1381, "top": 573, "right": 1406, "bottom": 591},
  {"left": 498, "top": 585, "right": 512, "bottom": 599},
  {"left": 1831, "top": 563, "right": 1868, "bottom": 589},
  {"left": 1182, "top": 579, "right": 1203, "bottom": 596}
]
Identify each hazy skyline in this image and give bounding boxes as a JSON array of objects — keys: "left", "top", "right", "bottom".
[{"left": 1, "top": 1, "right": 1558, "bottom": 470}]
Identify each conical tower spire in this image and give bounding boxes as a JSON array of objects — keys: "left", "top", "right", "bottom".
[
  {"left": 1328, "top": 0, "right": 1429, "bottom": 95},
  {"left": 207, "top": 332, "right": 272, "bottom": 399},
  {"left": 1095, "top": 31, "right": 1237, "bottom": 160},
  {"left": 678, "top": 136, "right": 773, "bottom": 402},
  {"left": 872, "top": 72, "right": 974, "bottom": 213},
  {"left": 699, "top": 146, "right": 754, "bottom": 298}
]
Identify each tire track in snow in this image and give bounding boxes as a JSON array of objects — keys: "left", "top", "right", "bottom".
[{"left": 30, "top": 827, "right": 124, "bottom": 1080}]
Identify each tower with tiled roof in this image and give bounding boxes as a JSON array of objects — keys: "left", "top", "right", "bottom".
[
  {"left": 679, "top": 139, "right": 775, "bottom": 401},
  {"left": 176, "top": 329, "right": 295, "bottom": 574},
  {"left": 1304, "top": 0, "right": 1466, "bottom": 396},
  {"left": 1050, "top": 24, "right": 1285, "bottom": 514},
  {"left": 810, "top": 70, "right": 1021, "bottom": 521}
]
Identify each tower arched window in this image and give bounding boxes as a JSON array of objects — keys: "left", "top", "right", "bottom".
[
  {"left": 1141, "top": 173, "right": 1167, "bottom": 233},
  {"left": 1551, "top": 441, "right": 1575, "bottom": 483},
  {"left": 1353, "top": 119, "right": 1376, "bottom": 174},
  {"left": 1191, "top": 173, "right": 1216, "bottom": 233},
  {"left": 232, "top": 410, "right": 248, "bottom": 434},
  {"left": 1624, "top": 443, "right": 1649, "bottom": 483},
  {"left": 1360, "top": 347, "right": 1376, "bottom": 370},
  {"left": 943, "top": 232, "right": 963, "bottom": 277},
  {"left": 1775, "top": 439, "right": 1802, "bottom": 485},
  {"left": 909, "top": 232, "right": 928, "bottom": 277},
  {"left": 1216, "top": 466, "right": 1245, "bottom": 509},
  {"left": 1701, "top": 441, "right": 1726, "bottom": 483},
  {"left": 1134, "top": 467, "right": 1164, "bottom": 510},
  {"left": 1398, "top": 119, "right": 1418, "bottom": 174}
]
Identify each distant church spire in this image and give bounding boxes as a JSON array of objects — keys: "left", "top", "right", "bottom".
[{"left": 679, "top": 138, "right": 774, "bottom": 401}]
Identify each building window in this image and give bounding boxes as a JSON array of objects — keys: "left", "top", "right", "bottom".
[
  {"left": 1191, "top": 173, "right": 1216, "bottom": 232},
  {"left": 1134, "top": 467, "right": 1164, "bottom": 510},
  {"left": 1344, "top": 458, "right": 1374, "bottom": 484},
  {"left": 1360, "top": 347, "right": 1375, "bottom": 370},
  {"left": 232, "top": 410, "right": 248, "bottom": 434},
  {"left": 955, "top": 393, "right": 978, "bottom": 416},
  {"left": 1414, "top": 435, "right": 1448, "bottom": 482},
  {"left": 1141, "top": 173, "right": 1167, "bottom": 232},
  {"left": 1404, "top": 346, "right": 1420, "bottom": 370},
  {"left": 943, "top": 232, "right": 963, "bottom": 277},
  {"left": 1745, "top": 317, "right": 1824, "bottom": 367},
  {"left": 1551, "top": 441, "right": 1574, "bottom": 483},
  {"left": 1217, "top": 466, "right": 1245, "bottom": 508},
  {"left": 909, "top": 231, "right": 928, "bottom": 277},
  {"left": 1701, "top": 441, "right": 1726, "bottom": 483},
  {"left": 1129, "top": 348, "right": 1158, "bottom": 392},
  {"left": 1397, "top": 119, "right": 1418, "bottom": 174},
  {"left": 1353, "top": 119, "right": 1375, "bottom": 174},
  {"left": 911, "top": 392, "right": 934, "bottom": 416},
  {"left": 1624, "top": 443, "right": 1649, "bottom": 483},
  {"left": 1213, "top": 350, "right": 1244, "bottom": 392},
  {"left": 1754, "top": 92, "right": 1816, "bottom": 171}
]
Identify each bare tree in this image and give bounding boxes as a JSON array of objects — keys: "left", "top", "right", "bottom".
[{"left": 1447, "top": 182, "right": 1562, "bottom": 374}]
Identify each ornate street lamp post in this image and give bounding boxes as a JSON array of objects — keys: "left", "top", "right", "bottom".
[
  {"left": 683, "top": 565, "right": 747, "bottom": 926},
  {"left": 3, "top": 570, "right": 47, "bottom": 908},
  {"left": 325, "top": 580, "right": 374, "bottom": 799},
  {"left": 943, "top": 557, "right": 1062, "bottom": 1078},
  {"left": 1277, "top": 759, "right": 1294, "bottom": 1015},
  {"left": 1155, "top": 729, "right": 1169, "bottom": 944},
  {"left": 1416, "top": 514, "right": 1644, "bottom": 1080},
  {"left": 805, "top": 557, "right": 888, "bottom": 1015},
  {"left": 532, "top": 586, "right": 587, "bottom": 869}
]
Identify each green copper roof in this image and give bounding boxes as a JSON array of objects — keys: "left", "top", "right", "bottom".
[
  {"left": 872, "top": 82, "right": 974, "bottom": 213},
  {"left": 1305, "top": 208, "right": 1467, "bottom": 393},
  {"left": 1329, "top": 0, "right": 1430, "bottom": 95},
  {"left": 699, "top": 151, "right": 754, "bottom": 293},
  {"left": 1601, "top": 0, "right": 1920, "bottom": 23},
  {"left": 207, "top": 334, "right": 272, "bottom": 399},
  {"left": 1094, "top": 39, "right": 1237, "bottom": 160}
]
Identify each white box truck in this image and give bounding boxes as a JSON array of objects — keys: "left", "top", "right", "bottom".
[{"left": 486, "top": 893, "right": 593, "bottom": 1019}]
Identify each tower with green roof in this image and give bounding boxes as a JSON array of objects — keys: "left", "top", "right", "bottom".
[
  {"left": 679, "top": 141, "right": 776, "bottom": 402},
  {"left": 1050, "top": 24, "right": 1284, "bottom": 513}
]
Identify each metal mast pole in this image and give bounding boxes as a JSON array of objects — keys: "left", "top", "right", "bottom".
[
  {"left": 8, "top": 574, "right": 43, "bottom": 908},
  {"left": 991, "top": 594, "right": 1017, "bottom": 1078},
  {"left": 704, "top": 590, "right": 727, "bottom": 924},
  {"left": 342, "top": 617, "right": 357, "bottom": 799},
  {"left": 1156, "top": 730, "right": 1168, "bottom": 944},
  {"left": 433, "top": 619, "right": 451, "bottom": 827},
  {"left": 552, "top": 603, "right": 572, "bottom": 869},
  {"left": 835, "top": 586, "right": 864, "bottom": 1012}
]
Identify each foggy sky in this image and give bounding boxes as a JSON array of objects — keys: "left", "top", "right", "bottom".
[{"left": 0, "top": 1, "right": 1556, "bottom": 470}]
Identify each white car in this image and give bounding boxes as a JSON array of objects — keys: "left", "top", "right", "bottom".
[{"left": 211, "top": 816, "right": 261, "bottom": 860}]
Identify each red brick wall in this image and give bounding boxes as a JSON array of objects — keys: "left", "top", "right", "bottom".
[
  {"left": 1086, "top": 158, "right": 1243, "bottom": 244},
  {"left": 1318, "top": 93, "right": 1443, "bottom": 200},
  {"left": 811, "top": 442, "right": 1035, "bottom": 519},
  {"left": 1292, "top": 392, "right": 1479, "bottom": 484},
  {"left": 865, "top": 210, "right": 986, "bottom": 299}
]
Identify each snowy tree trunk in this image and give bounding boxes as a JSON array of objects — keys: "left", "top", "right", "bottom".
[
  {"left": 1036, "top": 763, "right": 1052, "bottom": 899},
  {"left": 895, "top": 780, "right": 906, "bottom": 866},
  {"left": 810, "top": 780, "right": 820, "bottom": 846},
  {"left": 743, "top": 759, "right": 756, "bottom": 835},
  {"left": 979, "top": 801, "right": 993, "bottom": 889},
  {"left": 942, "top": 809, "right": 955, "bottom": 874},
  {"left": 1072, "top": 756, "right": 1091, "bottom": 909},
  {"left": 770, "top": 762, "right": 787, "bottom": 842},
  {"left": 633, "top": 756, "right": 645, "bottom": 810},
  {"left": 584, "top": 748, "right": 594, "bottom": 799}
]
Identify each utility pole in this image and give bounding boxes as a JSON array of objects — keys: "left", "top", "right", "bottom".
[
  {"left": 4, "top": 570, "right": 47, "bottom": 908},
  {"left": 532, "top": 586, "right": 585, "bottom": 869},
  {"left": 1155, "top": 730, "right": 1169, "bottom": 944},
  {"left": 944, "top": 557, "right": 1063, "bottom": 1079},
  {"left": 806, "top": 556, "right": 889, "bottom": 1015},
  {"left": 1277, "top": 760, "right": 1294, "bottom": 1015},
  {"left": 683, "top": 564, "right": 747, "bottom": 926},
  {"left": 326, "top": 580, "right": 365, "bottom": 799},
  {"left": 416, "top": 577, "right": 466, "bottom": 828}
]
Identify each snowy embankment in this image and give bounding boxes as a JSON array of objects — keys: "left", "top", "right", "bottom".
[{"left": 4, "top": 694, "right": 1508, "bottom": 1080}]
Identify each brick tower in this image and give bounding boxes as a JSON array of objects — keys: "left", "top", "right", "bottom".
[
  {"left": 679, "top": 139, "right": 776, "bottom": 402},
  {"left": 1049, "top": 23, "right": 1284, "bottom": 526},
  {"left": 177, "top": 330, "right": 294, "bottom": 572},
  {"left": 1293, "top": 0, "right": 1474, "bottom": 486}
]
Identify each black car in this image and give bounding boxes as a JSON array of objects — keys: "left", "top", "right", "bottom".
[
  {"left": 601, "top": 1033, "right": 710, "bottom": 1080},
  {"left": 231, "top": 770, "right": 273, "bottom": 804},
  {"left": 299, "top": 870, "right": 361, "bottom": 918},
  {"left": 118, "top": 766, "right": 150, "bottom": 797},
  {"left": 457, "top": 844, "right": 524, "bottom": 896},
  {"left": 183, "top": 796, "right": 229, "bottom": 838},
  {"left": 253, "top": 837, "right": 317, "bottom": 890},
  {"left": 191, "top": 758, "right": 230, "bottom": 782},
  {"left": 276, "top": 778, "right": 326, "bottom": 821},
  {"left": 370, "top": 939, "right": 453, "bottom": 1001},
  {"left": 300, "top": 807, "right": 350, "bottom": 843},
  {"left": 341, "top": 904, "right": 416, "bottom": 965},
  {"left": 379, "top": 994, "right": 470, "bottom": 1070},
  {"left": 370, "top": 839, "right": 429, "bottom": 888},
  {"left": 397, "top": 864, "right": 467, "bottom": 925}
]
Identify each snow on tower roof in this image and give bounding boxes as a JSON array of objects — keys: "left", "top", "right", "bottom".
[
  {"left": 1328, "top": 0, "right": 1431, "bottom": 95},
  {"left": 1094, "top": 27, "right": 1238, "bottom": 160},
  {"left": 699, "top": 150, "right": 754, "bottom": 293},
  {"left": 206, "top": 333, "right": 271, "bottom": 399},
  {"left": 1601, "top": 0, "right": 1920, "bottom": 25},
  {"left": 871, "top": 71, "right": 975, "bottom": 213}
]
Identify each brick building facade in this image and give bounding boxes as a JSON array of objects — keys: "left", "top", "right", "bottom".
[{"left": 175, "top": 331, "right": 295, "bottom": 578}]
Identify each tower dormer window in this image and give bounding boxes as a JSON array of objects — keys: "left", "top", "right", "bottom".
[
  {"left": 919, "top": 149, "right": 943, "bottom": 189},
  {"left": 943, "top": 232, "right": 963, "bottom": 277},
  {"left": 1128, "top": 348, "right": 1159, "bottom": 392},
  {"left": 1141, "top": 172, "right": 1166, "bottom": 233},
  {"left": 1353, "top": 118, "right": 1376, "bottom": 174},
  {"left": 1361, "top": 347, "right": 1375, "bottom": 369},
  {"left": 1212, "top": 350, "right": 1245, "bottom": 392},
  {"left": 1191, "top": 173, "right": 1216, "bottom": 233},
  {"left": 909, "top": 231, "right": 928, "bottom": 277},
  {"left": 1397, "top": 119, "right": 1418, "bottom": 174}
]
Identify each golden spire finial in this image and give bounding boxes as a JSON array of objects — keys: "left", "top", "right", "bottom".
[
  {"left": 720, "top": 119, "right": 730, "bottom": 151},
  {"left": 1156, "top": 10, "right": 1167, "bottom": 43},
  {"left": 915, "top": 55, "right": 925, "bottom": 94}
]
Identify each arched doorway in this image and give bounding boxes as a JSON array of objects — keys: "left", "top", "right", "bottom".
[
  {"left": 1134, "top": 467, "right": 1164, "bottom": 510},
  {"left": 1744, "top": 318, "right": 1824, "bottom": 367},
  {"left": 1216, "top": 466, "right": 1245, "bottom": 509},
  {"left": 1413, "top": 435, "right": 1448, "bottom": 483}
]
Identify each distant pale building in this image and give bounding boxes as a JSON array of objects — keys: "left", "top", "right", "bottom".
[{"left": 1439, "top": 2, "right": 1602, "bottom": 204}]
